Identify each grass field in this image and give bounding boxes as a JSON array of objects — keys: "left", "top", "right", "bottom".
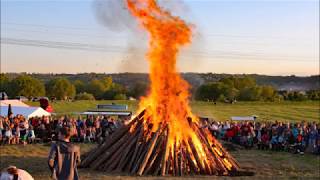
[
  {"left": 0, "top": 144, "right": 319, "bottom": 179},
  {"left": 27, "top": 100, "right": 319, "bottom": 122},
  {"left": 2, "top": 101, "right": 320, "bottom": 179}
]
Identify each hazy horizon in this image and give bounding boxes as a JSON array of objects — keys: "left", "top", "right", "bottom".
[
  {"left": 2, "top": 71, "right": 319, "bottom": 78},
  {"left": 1, "top": 0, "right": 319, "bottom": 76}
]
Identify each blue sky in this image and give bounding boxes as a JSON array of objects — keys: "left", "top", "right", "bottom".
[{"left": 1, "top": 0, "right": 319, "bottom": 75}]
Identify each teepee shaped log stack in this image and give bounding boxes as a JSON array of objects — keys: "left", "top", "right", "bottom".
[{"left": 80, "top": 109, "right": 240, "bottom": 176}]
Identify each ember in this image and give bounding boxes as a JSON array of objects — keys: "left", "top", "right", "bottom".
[{"left": 81, "top": 0, "right": 240, "bottom": 176}]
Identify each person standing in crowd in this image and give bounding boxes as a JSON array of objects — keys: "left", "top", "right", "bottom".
[
  {"left": 308, "top": 124, "right": 318, "bottom": 153},
  {"left": 0, "top": 117, "right": 3, "bottom": 139},
  {"left": 27, "top": 126, "right": 36, "bottom": 144},
  {"left": 48, "top": 126, "right": 81, "bottom": 180},
  {"left": 4, "top": 126, "right": 12, "bottom": 145}
]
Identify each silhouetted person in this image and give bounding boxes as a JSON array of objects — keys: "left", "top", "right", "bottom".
[{"left": 48, "top": 126, "right": 80, "bottom": 180}]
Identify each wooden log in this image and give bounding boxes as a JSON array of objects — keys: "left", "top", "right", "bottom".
[
  {"left": 166, "top": 149, "right": 172, "bottom": 175},
  {"left": 160, "top": 127, "right": 170, "bottom": 176},
  {"left": 129, "top": 141, "right": 145, "bottom": 173},
  {"left": 129, "top": 119, "right": 154, "bottom": 173},
  {"left": 125, "top": 122, "right": 146, "bottom": 172},
  {"left": 188, "top": 138, "right": 206, "bottom": 174},
  {"left": 200, "top": 127, "right": 240, "bottom": 170},
  {"left": 184, "top": 147, "right": 198, "bottom": 174},
  {"left": 151, "top": 135, "right": 167, "bottom": 176},
  {"left": 80, "top": 110, "right": 144, "bottom": 167},
  {"left": 105, "top": 124, "right": 142, "bottom": 171},
  {"left": 174, "top": 141, "right": 179, "bottom": 176},
  {"left": 170, "top": 149, "right": 175, "bottom": 176},
  {"left": 191, "top": 122, "right": 233, "bottom": 173},
  {"left": 131, "top": 135, "right": 151, "bottom": 174},
  {"left": 115, "top": 124, "right": 144, "bottom": 172},
  {"left": 199, "top": 128, "right": 236, "bottom": 173},
  {"left": 151, "top": 152, "right": 163, "bottom": 176},
  {"left": 179, "top": 145, "right": 184, "bottom": 176},
  {"left": 102, "top": 122, "right": 142, "bottom": 171},
  {"left": 143, "top": 130, "right": 165, "bottom": 175},
  {"left": 131, "top": 122, "right": 154, "bottom": 174},
  {"left": 137, "top": 126, "right": 161, "bottom": 175},
  {"left": 80, "top": 126, "right": 128, "bottom": 167},
  {"left": 142, "top": 150, "right": 159, "bottom": 175},
  {"left": 190, "top": 126, "right": 216, "bottom": 175},
  {"left": 90, "top": 132, "right": 132, "bottom": 170}
]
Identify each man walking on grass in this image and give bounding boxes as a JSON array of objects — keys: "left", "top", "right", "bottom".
[{"left": 48, "top": 126, "right": 81, "bottom": 180}]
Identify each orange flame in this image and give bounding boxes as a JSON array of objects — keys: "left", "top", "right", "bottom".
[{"left": 126, "top": 0, "right": 236, "bottom": 173}]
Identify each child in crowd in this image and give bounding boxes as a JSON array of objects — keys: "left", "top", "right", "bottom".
[
  {"left": 0, "top": 128, "right": 2, "bottom": 144},
  {"left": 4, "top": 126, "right": 12, "bottom": 144},
  {"left": 260, "top": 132, "right": 270, "bottom": 150},
  {"left": 13, "top": 125, "right": 20, "bottom": 145},
  {"left": 27, "top": 126, "right": 36, "bottom": 144},
  {"left": 277, "top": 132, "right": 285, "bottom": 151},
  {"left": 295, "top": 130, "right": 305, "bottom": 154},
  {"left": 0, "top": 117, "right": 4, "bottom": 140}
]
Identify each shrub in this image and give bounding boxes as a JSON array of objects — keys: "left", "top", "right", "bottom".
[{"left": 75, "top": 92, "right": 95, "bottom": 100}]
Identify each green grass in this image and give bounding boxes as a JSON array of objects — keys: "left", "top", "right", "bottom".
[
  {"left": 26, "top": 100, "right": 320, "bottom": 122},
  {"left": 0, "top": 144, "right": 319, "bottom": 179}
]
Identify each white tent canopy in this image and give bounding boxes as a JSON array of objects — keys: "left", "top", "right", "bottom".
[{"left": 0, "top": 106, "right": 50, "bottom": 119}]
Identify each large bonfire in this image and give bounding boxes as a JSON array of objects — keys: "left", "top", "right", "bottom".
[{"left": 81, "top": 0, "right": 240, "bottom": 176}]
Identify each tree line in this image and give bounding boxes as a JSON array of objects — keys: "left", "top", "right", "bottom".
[
  {"left": 0, "top": 74, "right": 318, "bottom": 101},
  {"left": 0, "top": 74, "right": 148, "bottom": 100},
  {"left": 195, "top": 76, "right": 320, "bottom": 102}
]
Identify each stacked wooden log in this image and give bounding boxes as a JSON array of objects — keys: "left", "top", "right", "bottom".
[{"left": 80, "top": 110, "right": 240, "bottom": 176}]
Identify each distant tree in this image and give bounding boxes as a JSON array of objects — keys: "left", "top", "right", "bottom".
[
  {"left": 0, "top": 74, "right": 10, "bottom": 93},
  {"left": 273, "top": 94, "right": 284, "bottom": 102},
  {"left": 73, "top": 80, "right": 86, "bottom": 94},
  {"left": 238, "top": 86, "right": 262, "bottom": 101},
  {"left": 103, "top": 83, "right": 127, "bottom": 100},
  {"left": 114, "top": 93, "right": 127, "bottom": 100},
  {"left": 306, "top": 90, "right": 320, "bottom": 100},
  {"left": 290, "top": 91, "right": 308, "bottom": 101},
  {"left": 129, "top": 81, "right": 148, "bottom": 99},
  {"left": 46, "top": 78, "right": 75, "bottom": 100},
  {"left": 219, "top": 77, "right": 235, "bottom": 88},
  {"left": 10, "top": 75, "right": 45, "bottom": 98},
  {"left": 260, "top": 85, "right": 276, "bottom": 101},
  {"left": 223, "top": 87, "right": 239, "bottom": 101},
  {"left": 234, "top": 76, "right": 256, "bottom": 90},
  {"left": 195, "top": 82, "right": 224, "bottom": 101},
  {"left": 86, "top": 79, "right": 106, "bottom": 99},
  {"left": 278, "top": 90, "right": 289, "bottom": 100},
  {"left": 101, "top": 76, "right": 113, "bottom": 90},
  {"left": 75, "top": 92, "right": 95, "bottom": 100}
]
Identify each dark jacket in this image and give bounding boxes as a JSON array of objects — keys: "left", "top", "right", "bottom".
[{"left": 48, "top": 140, "right": 81, "bottom": 180}]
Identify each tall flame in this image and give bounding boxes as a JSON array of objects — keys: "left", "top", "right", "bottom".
[
  {"left": 126, "top": 0, "right": 236, "bottom": 173},
  {"left": 126, "top": 0, "right": 196, "bottom": 132}
]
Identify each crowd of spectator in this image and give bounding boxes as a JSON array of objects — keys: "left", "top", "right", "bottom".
[
  {"left": 202, "top": 120, "right": 320, "bottom": 155},
  {"left": 1, "top": 114, "right": 319, "bottom": 155},
  {"left": 0, "top": 114, "right": 130, "bottom": 145}
]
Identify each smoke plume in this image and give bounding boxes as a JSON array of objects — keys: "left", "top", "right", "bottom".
[{"left": 92, "top": 0, "right": 201, "bottom": 73}]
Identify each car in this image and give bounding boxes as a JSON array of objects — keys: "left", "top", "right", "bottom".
[
  {"left": 15, "top": 96, "right": 29, "bottom": 102},
  {"left": 31, "top": 97, "right": 40, "bottom": 102}
]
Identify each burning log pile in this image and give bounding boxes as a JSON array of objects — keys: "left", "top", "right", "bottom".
[
  {"left": 81, "top": 0, "right": 244, "bottom": 176},
  {"left": 80, "top": 109, "right": 240, "bottom": 176}
]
